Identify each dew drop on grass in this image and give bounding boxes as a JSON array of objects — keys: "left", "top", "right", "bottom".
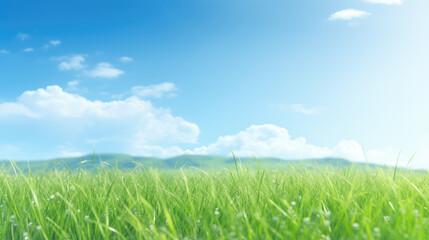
[
  {"left": 373, "top": 227, "right": 381, "bottom": 238},
  {"left": 324, "top": 220, "right": 330, "bottom": 227},
  {"left": 303, "top": 217, "right": 310, "bottom": 224},
  {"left": 326, "top": 211, "right": 331, "bottom": 218},
  {"left": 384, "top": 216, "right": 391, "bottom": 222}
]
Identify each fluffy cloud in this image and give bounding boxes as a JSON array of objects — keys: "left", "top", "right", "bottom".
[
  {"left": 0, "top": 103, "right": 37, "bottom": 118},
  {"left": 365, "top": 0, "right": 402, "bottom": 4},
  {"left": 0, "top": 85, "right": 200, "bottom": 156},
  {"left": 132, "top": 83, "right": 177, "bottom": 98},
  {"left": 329, "top": 9, "right": 370, "bottom": 21},
  {"left": 191, "top": 124, "right": 399, "bottom": 165},
  {"left": 22, "top": 48, "right": 34, "bottom": 52},
  {"left": 57, "top": 55, "right": 86, "bottom": 70},
  {"left": 86, "top": 62, "right": 124, "bottom": 78},
  {"left": 0, "top": 86, "right": 405, "bottom": 165},
  {"left": 193, "top": 125, "right": 331, "bottom": 159},
  {"left": 119, "top": 56, "right": 134, "bottom": 63}
]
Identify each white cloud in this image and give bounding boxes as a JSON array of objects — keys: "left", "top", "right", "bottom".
[
  {"left": 50, "top": 40, "right": 61, "bottom": 46},
  {"left": 329, "top": 9, "right": 370, "bottom": 21},
  {"left": 132, "top": 83, "right": 178, "bottom": 98},
  {"left": 191, "top": 124, "right": 400, "bottom": 166},
  {"left": 365, "top": 0, "right": 402, "bottom": 5},
  {"left": 22, "top": 48, "right": 34, "bottom": 52},
  {"left": 119, "top": 56, "right": 134, "bottom": 63},
  {"left": 44, "top": 40, "right": 61, "bottom": 49},
  {"left": 86, "top": 62, "right": 124, "bottom": 78},
  {"left": 0, "top": 103, "right": 37, "bottom": 118},
  {"left": 0, "top": 49, "right": 9, "bottom": 54},
  {"left": 0, "top": 85, "right": 199, "bottom": 155},
  {"left": 17, "top": 33, "right": 29, "bottom": 40},
  {"left": 193, "top": 124, "right": 332, "bottom": 159},
  {"left": 57, "top": 55, "right": 86, "bottom": 70},
  {"left": 291, "top": 104, "right": 323, "bottom": 115},
  {"left": 66, "top": 80, "right": 81, "bottom": 92}
]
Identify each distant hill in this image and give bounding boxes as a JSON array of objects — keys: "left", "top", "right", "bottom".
[{"left": 0, "top": 153, "right": 382, "bottom": 173}]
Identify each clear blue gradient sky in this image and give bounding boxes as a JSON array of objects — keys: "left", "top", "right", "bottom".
[{"left": 1, "top": 0, "right": 428, "bottom": 167}]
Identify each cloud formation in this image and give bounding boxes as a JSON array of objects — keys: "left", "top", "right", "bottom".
[
  {"left": 365, "top": 0, "right": 402, "bottom": 4},
  {"left": 86, "top": 62, "right": 124, "bottom": 78},
  {"left": 0, "top": 49, "right": 9, "bottom": 54},
  {"left": 57, "top": 55, "right": 86, "bottom": 70},
  {"left": 44, "top": 40, "right": 61, "bottom": 49},
  {"left": 132, "top": 83, "right": 177, "bottom": 98},
  {"left": 119, "top": 56, "right": 134, "bottom": 63},
  {"left": 0, "top": 85, "right": 200, "bottom": 156},
  {"left": 0, "top": 87, "right": 401, "bottom": 165},
  {"left": 329, "top": 9, "right": 370, "bottom": 21},
  {"left": 192, "top": 124, "right": 397, "bottom": 165}
]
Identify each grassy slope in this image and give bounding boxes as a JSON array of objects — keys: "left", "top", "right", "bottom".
[{"left": 0, "top": 165, "right": 428, "bottom": 239}]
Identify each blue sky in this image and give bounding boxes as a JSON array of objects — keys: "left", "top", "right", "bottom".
[{"left": 1, "top": 0, "right": 428, "bottom": 167}]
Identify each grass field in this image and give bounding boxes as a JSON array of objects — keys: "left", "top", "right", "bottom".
[{"left": 1, "top": 161, "right": 428, "bottom": 239}]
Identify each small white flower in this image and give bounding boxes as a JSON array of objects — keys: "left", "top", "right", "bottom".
[
  {"left": 9, "top": 215, "right": 15, "bottom": 223},
  {"left": 214, "top": 210, "right": 220, "bottom": 216},
  {"left": 84, "top": 215, "right": 89, "bottom": 221},
  {"left": 28, "top": 222, "right": 33, "bottom": 227},
  {"left": 36, "top": 225, "right": 42, "bottom": 231},
  {"left": 50, "top": 194, "right": 55, "bottom": 199},
  {"left": 291, "top": 201, "right": 296, "bottom": 207},
  {"left": 352, "top": 223, "right": 359, "bottom": 231}
]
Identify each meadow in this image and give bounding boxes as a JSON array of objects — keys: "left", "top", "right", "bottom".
[{"left": 1, "top": 158, "right": 428, "bottom": 239}]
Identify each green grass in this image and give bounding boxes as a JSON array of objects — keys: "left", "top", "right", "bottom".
[{"left": 1, "top": 162, "right": 428, "bottom": 239}]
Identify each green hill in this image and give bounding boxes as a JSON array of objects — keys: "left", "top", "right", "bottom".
[{"left": 0, "top": 153, "right": 378, "bottom": 173}]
